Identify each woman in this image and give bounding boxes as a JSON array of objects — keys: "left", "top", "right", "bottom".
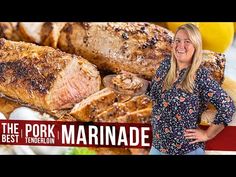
[{"left": 146, "top": 23, "right": 235, "bottom": 155}]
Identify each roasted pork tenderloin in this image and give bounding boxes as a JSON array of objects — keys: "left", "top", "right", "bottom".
[{"left": 0, "top": 38, "right": 101, "bottom": 113}]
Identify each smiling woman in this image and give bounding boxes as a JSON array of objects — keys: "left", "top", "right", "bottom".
[
  {"left": 163, "top": 24, "right": 203, "bottom": 94},
  {"left": 146, "top": 23, "right": 235, "bottom": 155},
  {"left": 173, "top": 36, "right": 195, "bottom": 65}
]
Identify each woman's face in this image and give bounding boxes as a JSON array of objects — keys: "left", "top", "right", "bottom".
[{"left": 173, "top": 29, "right": 195, "bottom": 65}]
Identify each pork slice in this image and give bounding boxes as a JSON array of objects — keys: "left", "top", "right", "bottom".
[
  {"left": 41, "top": 22, "right": 66, "bottom": 48},
  {"left": 10, "top": 22, "right": 66, "bottom": 47},
  {"left": 94, "top": 95, "right": 152, "bottom": 122},
  {"left": 70, "top": 88, "right": 132, "bottom": 122},
  {"left": 18, "top": 22, "right": 44, "bottom": 44}
]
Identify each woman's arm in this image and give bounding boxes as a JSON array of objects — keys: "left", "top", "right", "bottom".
[
  {"left": 185, "top": 68, "right": 235, "bottom": 144},
  {"left": 198, "top": 68, "right": 235, "bottom": 126}
]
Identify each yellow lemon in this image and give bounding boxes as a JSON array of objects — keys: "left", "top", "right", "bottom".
[
  {"left": 234, "top": 22, "right": 236, "bottom": 32},
  {"left": 166, "top": 22, "right": 234, "bottom": 53},
  {"left": 200, "top": 22, "right": 234, "bottom": 53}
]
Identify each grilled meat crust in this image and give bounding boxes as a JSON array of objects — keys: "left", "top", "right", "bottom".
[{"left": 0, "top": 38, "right": 101, "bottom": 112}]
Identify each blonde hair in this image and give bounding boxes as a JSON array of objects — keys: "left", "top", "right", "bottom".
[{"left": 163, "top": 23, "right": 203, "bottom": 93}]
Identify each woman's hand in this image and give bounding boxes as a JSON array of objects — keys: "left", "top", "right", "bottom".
[
  {"left": 184, "top": 128, "right": 210, "bottom": 144},
  {"left": 184, "top": 124, "right": 225, "bottom": 144}
]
